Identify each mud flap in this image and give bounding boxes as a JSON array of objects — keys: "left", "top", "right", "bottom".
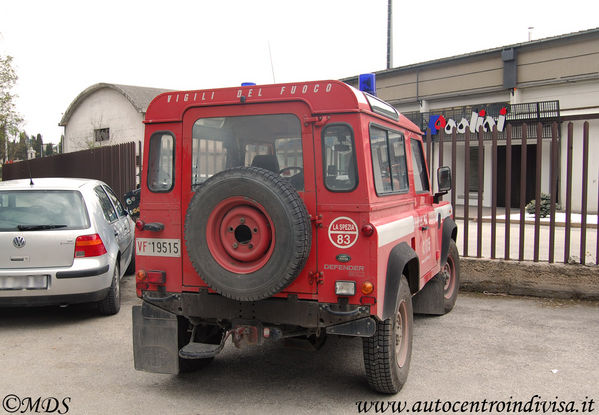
[
  {"left": 132, "top": 302, "right": 180, "bottom": 374},
  {"left": 412, "top": 274, "right": 445, "bottom": 315}
]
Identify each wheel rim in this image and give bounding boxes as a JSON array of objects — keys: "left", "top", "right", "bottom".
[
  {"left": 395, "top": 300, "right": 409, "bottom": 368},
  {"left": 442, "top": 256, "right": 456, "bottom": 300},
  {"left": 206, "top": 196, "right": 275, "bottom": 274}
]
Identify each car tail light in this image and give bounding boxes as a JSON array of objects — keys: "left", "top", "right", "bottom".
[
  {"left": 136, "top": 270, "right": 148, "bottom": 291},
  {"left": 74, "top": 234, "right": 107, "bottom": 258},
  {"left": 361, "top": 281, "right": 374, "bottom": 295}
]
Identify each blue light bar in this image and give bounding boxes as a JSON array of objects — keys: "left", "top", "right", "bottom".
[
  {"left": 359, "top": 73, "right": 376, "bottom": 96},
  {"left": 241, "top": 82, "right": 256, "bottom": 86}
]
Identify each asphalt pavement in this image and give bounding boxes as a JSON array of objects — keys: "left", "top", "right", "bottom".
[{"left": 0, "top": 277, "right": 597, "bottom": 415}]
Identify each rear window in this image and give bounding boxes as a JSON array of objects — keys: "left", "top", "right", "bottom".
[
  {"left": 0, "top": 190, "right": 90, "bottom": 231},
  {"left": 191, "top": 114, "right": 304, "bottom": 191}
]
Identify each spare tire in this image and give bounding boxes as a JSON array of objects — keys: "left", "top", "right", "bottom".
[{"left": 185, "top": 167, "right": 311, "bottom": 301}]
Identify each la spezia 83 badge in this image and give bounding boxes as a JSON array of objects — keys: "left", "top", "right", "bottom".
[{"left": 328, "top": 216, "right": 359, "bottom": 249}]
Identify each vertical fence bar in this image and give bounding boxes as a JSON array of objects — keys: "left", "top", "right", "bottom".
[
  {"left": 533, "top": 123, "right": 542, "bottom": 262},
  {"left": 580, "top": 121, "right": 589, "bottom": 265},
  {"left": 505, "top": 125, "right": 512, "bottom": 260},
  {"left": 464, "top": 129, "right": 470, "bottom": 257},
  {"left": 439, "top": 128, "right": 445, "bottom": 170},
  {"left": 491, "top": 126, "right": 498, "bottom": 259},
  {"left": 549, "top": 123, "right": 558, "bottom": 263},
  {"left": 564, "top": 123, "right": 573, "bottom": 263},
  {"left": 426, "top": 129, "right": 432, "bottom": 179},
  {"left": 477, "top": 128, "right": 484, "bottom": 258},
  {"left": 451, "top": 129, "right": 457, "bottom": 211},
  {"left": 519, "top": 124, "right": 527, "bottom": 261}
]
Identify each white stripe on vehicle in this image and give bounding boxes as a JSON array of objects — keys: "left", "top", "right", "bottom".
[{"left": 377, "top": 217, "right": 415, "bottom": 247}]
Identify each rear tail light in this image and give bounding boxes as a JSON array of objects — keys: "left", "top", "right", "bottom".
[
  {"left": 135, "top": 269, "right": 166, "bottom": 291},
  {"left": 74, "top": 234, "right": 107, "bottom": 258},
  {"left": 361, "top": 281, "right": 374, "bottom": 295}
]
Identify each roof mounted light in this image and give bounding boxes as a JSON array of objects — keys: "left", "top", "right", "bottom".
[
  {"left": 241, "top": 82, "right": 256, "bottom": 86},
  {"left": 359, "top": 73, "right": 376, "bottom": 96}
]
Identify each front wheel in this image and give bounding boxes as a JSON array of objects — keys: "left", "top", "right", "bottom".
[{"left": 363, "top": 275, "right": 413, "bottom": 394}]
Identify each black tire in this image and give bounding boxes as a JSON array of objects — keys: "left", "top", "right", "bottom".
[
  {"left": 125, "top": 252, "right": 135, "bottom": 275},
  {"left": 363, "top": 275, "right": 413, "bottom": 394},
  {"left": 440, "top": 240, "right": 460, "bottom": 314},
  {"left": 98, "top": 262, "right": 121, "bottom": 315},
  {"left": 185, "top": 167, "right": 311, "bottom": 301},
  {"left": 178, "top": 318, "right": 224, "bottom": 373}
]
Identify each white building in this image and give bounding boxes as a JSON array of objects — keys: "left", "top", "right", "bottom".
[
  {"left": 346, "top": 28, "right": 599, "bottom": 213},
  {"left": 60, "top": 83, "right": 171, "bottom": 156}
]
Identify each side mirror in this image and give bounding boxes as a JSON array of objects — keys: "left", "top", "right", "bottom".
[
  {"left": 437, "top": 166, "right": 452, "bottom": 192},
  {"left": 434, "top": 166, "right": 452, "bottom": 203}
]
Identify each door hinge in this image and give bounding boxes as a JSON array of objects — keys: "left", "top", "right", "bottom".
[
  {"left": 309, "top": 271, "right": 324, "bottom": 285},
  {"left": 303, "top": 115, "right": 329, "bottom": 127},
  {"left": 310, "top": 214, "right": 323, "bottom": 228}
]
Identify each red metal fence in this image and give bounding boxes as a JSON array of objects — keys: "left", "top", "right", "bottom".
[
  {"left": 2, "top": 142, "right": 136, "bottom": 204},
  {"left": 428, "top": 121, "right": 596, "bottom": 265}
]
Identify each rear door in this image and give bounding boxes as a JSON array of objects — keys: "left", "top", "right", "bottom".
[
  {"left": 0, "top": 189, "right": 89, "bottom": 270},
  {"left": 180, "top": 102, "right": 318, "bottom": 295}
]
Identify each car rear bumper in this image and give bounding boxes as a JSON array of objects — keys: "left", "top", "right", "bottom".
[
  {"left": 0, "top": 257, "right": 113, "bottom": 304},
  {"left": 0, "top": 287, "right": 110, "bottom": 307}
]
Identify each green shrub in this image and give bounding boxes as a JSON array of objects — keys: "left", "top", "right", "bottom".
[{"left": 525, "top": 193, "right": 557, "bottom": 218}]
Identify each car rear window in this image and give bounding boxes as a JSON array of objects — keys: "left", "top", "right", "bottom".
[{"left": 0, "top": 190, "right": 90, "bottom": 231}]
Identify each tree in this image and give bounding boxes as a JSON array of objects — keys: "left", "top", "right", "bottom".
[
  {"left": 35, "top": 133, "right": 43, "bottom": 157},
  {"left": 15, "top": 131, "right": 28, "bottom": 160},
  {"left": 0, "top": 55, "right": 22, "bottom": 162},
  {"left": 45, "top": 142, "right": 54, "bottom": 156}
]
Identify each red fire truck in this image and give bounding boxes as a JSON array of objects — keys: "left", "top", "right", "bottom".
[{"left": 132, "top": 77, "right": 459, "bottom": 393}]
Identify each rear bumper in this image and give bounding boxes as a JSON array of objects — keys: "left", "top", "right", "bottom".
[
  {"left": 0, "top": 288, "right": 110, "bottom": 307},
  {"left": 142, "top": 289, "right": 371, "bottom": 328},
  {"left": 0, "top": 257, "right": 114, "bottom": 304}
]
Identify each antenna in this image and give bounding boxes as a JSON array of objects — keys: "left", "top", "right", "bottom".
[
  {"left": 268, "top": 41, "right": 276, "bottom": 83},
  {"left": 26, "top": 160, "right": 34, "bottom": 186}
]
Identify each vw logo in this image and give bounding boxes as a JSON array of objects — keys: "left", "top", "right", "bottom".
[{"left": 13, "top": 236, "right": 26, "bottom": 248}]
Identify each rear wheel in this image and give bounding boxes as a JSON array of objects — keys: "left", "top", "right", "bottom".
[
  {"left": 98, "top": 262, "right": 121, "bottom": 315},
  {"left": 363, "top": 275, "right": 413, "bottom": 394},
  {"left": 441, "top": 240, "right": 460, "bottom": 314}
]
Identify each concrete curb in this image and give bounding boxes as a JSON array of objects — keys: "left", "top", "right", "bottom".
[{"left": 460, "top": 258, "right": 599, "bottom": 301}]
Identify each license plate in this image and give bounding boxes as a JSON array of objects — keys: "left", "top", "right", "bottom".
[
  {"left": 0, "top": 275, "right": 49, "bottom": 290},
  {"left": 136, "top": 238, "right": 181, "bottom": 257}
]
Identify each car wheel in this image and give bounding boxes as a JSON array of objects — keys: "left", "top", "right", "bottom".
[
  {"left": 98, "top": 262, "right": 121, "bottom": 315},
  {"left": 363, "top": 275, "right": 413, "bottom": 394},
  {"left": 441, "top": 240, "right": 460, "bottom": 314},
  {"left": 125, "top": 252, "right": 135, "bottom": 275},
  {"left": 184, "top": 166, "right": 311, "bottom": 301}
]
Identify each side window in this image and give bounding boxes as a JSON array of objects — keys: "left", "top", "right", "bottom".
[
  {"left": 410, "top": 139, "right": 430, "bottom": 193},
  {"left": 148, "top": 132, "right": 174, "bottom": 192},
  {"left": 370, "top": 126, "right": 408, "bottom": 195},
  {"left": 322, "top": 124, "right": 357, "bottom": 192},
  {"left": 103, "top": 186, "right": 126, "bottom": 217},
  {"left": 94, "top": 186, "right": 118, "bottom": 222}
]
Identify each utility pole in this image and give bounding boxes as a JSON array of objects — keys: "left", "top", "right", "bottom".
[{"left": 387, "top": 0, "right": 393, "bottom": 69}]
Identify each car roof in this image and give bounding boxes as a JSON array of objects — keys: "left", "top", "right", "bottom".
[{"left": 0, "top": 177, "right": 105, "bottom": 191}]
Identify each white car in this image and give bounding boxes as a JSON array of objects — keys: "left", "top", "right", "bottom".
[{"left": 0, "top": 178, "right": 135, "bottom": 315}]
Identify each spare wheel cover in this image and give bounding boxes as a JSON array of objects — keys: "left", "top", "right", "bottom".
[{"left": 184, "top": 166, "right": 311, "bottom": 301}]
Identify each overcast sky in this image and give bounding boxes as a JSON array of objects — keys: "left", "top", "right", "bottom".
[{"left": 1, "top": 0, "right": 597, "bottom": 144}]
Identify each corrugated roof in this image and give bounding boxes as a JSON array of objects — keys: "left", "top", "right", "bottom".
[{"left": 59, "top": 83, "right": 172, "bottom": 126}]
